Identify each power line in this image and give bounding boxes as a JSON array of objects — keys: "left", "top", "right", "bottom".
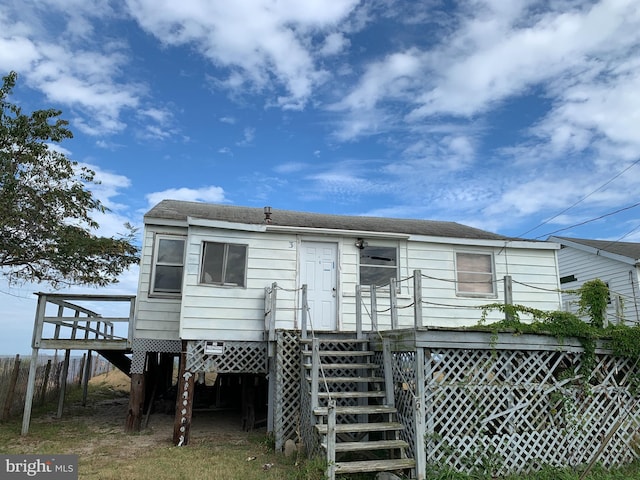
[
  {"left": 518, "top": 157, "right": 640, "bottom": 238},
  {"left": 535, "top": 200, "right": 640, "bottom": 239}
]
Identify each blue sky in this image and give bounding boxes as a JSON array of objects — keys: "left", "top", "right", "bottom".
[{"left": 2, "top": 0, "right": 640, "bottom": 354}]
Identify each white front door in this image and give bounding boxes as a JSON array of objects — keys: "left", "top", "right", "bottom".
[{"left": 300, "top": 242, "right": 338, "bottom": 331}]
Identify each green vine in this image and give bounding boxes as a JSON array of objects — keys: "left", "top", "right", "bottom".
[{"left": 476, "top": 279, "right": 640, "bottom": 390}]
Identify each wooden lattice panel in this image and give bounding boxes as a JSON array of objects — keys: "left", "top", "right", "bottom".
[
  {"left": 388, "top": 346, "right": 640, "bottom": 476},
  {"left": 186, "top": 340, "right": 267, "bottom": 373},
  {"left": 131, "top": 339, "right": 182, "bottom": 374},
  {"left": 275, "top": 331, "right": 301, "bottom": 451}
]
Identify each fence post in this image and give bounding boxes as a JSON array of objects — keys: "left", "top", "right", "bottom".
[
  {"left": 371, "top": 286, "right": 378, "bottom": 332},
  {"left": 301, "top": 284, "right": 308, "bottom": 340},
  {"left": 2, "top": 354, "right": 21, "bottom": 421},
  {"left": 57, "top": 350, "right": 71, "bottom": 419},
  {"left": 82, "top": 351, "right": 92, "bottom": 406},
  {"left": 39, "top": 359, "right": 52, "bottom": 405},
  {"left": 355, "top": 285, "right": 363, "bottom": 339},
  {"left": 504, "top": 275, "right": 513, "bottom": 321},
  {"left": 414, "top": 270, "right": 423, "bottom": 329},
  {"left": 390, "top": 278, "right": 398, "bottom": 330},
  {"left": 382, "top": 338, "right": 395, "bottom": 408},
  {"left": 414, "top": 348, "right": 427, "bottom": 480}
]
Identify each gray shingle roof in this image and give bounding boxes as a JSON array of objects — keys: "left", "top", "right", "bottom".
[
  {"left": 554, "top": 236, "right": 640, "bottom": 261},
  {"left": 145, "top": 200, "right": 512, "bottom": 241}
]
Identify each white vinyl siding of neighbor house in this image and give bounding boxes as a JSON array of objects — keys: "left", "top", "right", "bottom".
[
  {"left": 556, "top": 246, "right": 640, "bottom": 324},
  {"left": 134, "top": 226, "right": 185, "bottom": 340}
]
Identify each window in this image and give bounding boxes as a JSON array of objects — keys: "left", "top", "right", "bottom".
[
  {"left": 200, "top": 242, "right": 247, "bottom": 287},
  {"left": 456, "top": 252, "right": 495, "bottom": 295},
  {"left": 359, "top": 245, "right": 398, "bottom": 287},
  {"left": 151, "top": 236, "right": 185, "bottom": 295}
]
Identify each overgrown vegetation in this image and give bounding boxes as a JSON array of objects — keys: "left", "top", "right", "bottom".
[{"left": 477, "top": 279, "right": 640, "bottom": 385}]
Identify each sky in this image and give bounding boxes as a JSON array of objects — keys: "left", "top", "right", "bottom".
[{"left": 1, "top": 0, "right": 640, "bottom": 354}]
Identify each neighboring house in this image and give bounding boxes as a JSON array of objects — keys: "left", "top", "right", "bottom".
[{"left": 549, "top": 236, "right": 640, "bottom": 325}]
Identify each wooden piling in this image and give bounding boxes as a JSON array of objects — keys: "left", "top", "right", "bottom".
[
  {"left": 173, "top": 344, "right": 194, "bottom": 446},
  {"left": 125, "top": 373, "right": 146, "bottom": 432}
]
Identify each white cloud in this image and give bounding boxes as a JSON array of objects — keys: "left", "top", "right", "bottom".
[
  {"left": 236, "top": 127, "right": 255, "bottom": 146},
  {"left": 145, "top": 186, "right": 227, "bottom": 208},
  {"left": 125, "top": 0, "right": 361, "bottom": 108},
  {"left": 219, "top": 116, "right": 236, "bottom": 124},
  {"left": 319, "top": 32, "right": 350, "bottom": 57}
]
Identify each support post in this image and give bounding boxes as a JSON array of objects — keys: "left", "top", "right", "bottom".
[
  {"left": 173, "top": 343, "right": 194, "bottom": 446},
  {"left": 326, "top": 400, "right": 337, "bottom": 480},
  {"left": 414, "top": 348, "right": 427, "bottom": 480},
  {"left": 301, "top": 284, "right": 308, "bottom": 339},
  {"left": 390, "top": 278, "right": 398, "bottom": 330},
  {"left": 370, "top": 286, "right": 378, "bottom": 332},
  {"left": 413, "top": 270, "right": 423, "bottom": 328},
  {"left": 21, "top": 348, "right": 39, "bottom": 435},
  {"left": 82, "top": 351, "right": 92, "bottom": 406},
  {"left": 355, "top": 285, "right": 363, "bottom": 339},
  {"left": 382, "top": 338, "right": 395, "bottom": 408},
  {"left": 126, "top": 373, "right": 146, "bottom": 432},
  {"left": 504, "top": 275, "right": 513, "bottom": 321},
  {"left": 57, "top": 350, "right": 71, "bottom": 418},
  {"left": 2, "top": 354, "right": 21, "bottom": 421},
  {"left": 311, "top": 338, "right": 320, "bottom": 414},
  {"left": 78, "top": 354, "right": 86, "bottom": 385}
]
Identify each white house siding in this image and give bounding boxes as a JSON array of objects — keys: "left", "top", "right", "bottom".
[
  {"left": 557, "top": 247, "right": 640, "bottom": 324},
  {"left": 133, "top": 225, "right": 185, "bottom": 340},
  {"left": 340, "top": 240, "right": 562, "bottom": 330},
  {"left": 179, "top": 226, "right": 299, "bottom": 341}
]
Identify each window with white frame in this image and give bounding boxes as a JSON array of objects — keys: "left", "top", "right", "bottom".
[
  {"left": 200, "top": 242, "right": 248, "bottom": 287},
  {"left": 151, "top": 235, "right": 185, "bottom": 295},
  {"left": 455, "top": 252, "right": 495, "bottom": 295},
  {"left": 359, "top": 245, "right": 398, "bottom": 287}
]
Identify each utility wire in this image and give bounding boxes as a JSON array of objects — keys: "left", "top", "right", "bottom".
[
  {"left": 535, "top": 200, "right": 640, "bottom": 239},
  {"left": 518, "top": 157, "right": 640, "bottom": 238}
]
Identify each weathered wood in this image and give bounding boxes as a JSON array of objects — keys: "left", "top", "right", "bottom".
[
  {"left": 414, "top": 270, "right": 423, "bottom": 328},
  {"left": 56, "top": 350, "right": 71, "bottom": 419},
  {"left": 38, "top": 359, "right": 52, "bottom": 406},
  {"left": 173, "top": 345, "right": 195, "bottom": 446},
  {"left": 2, "top": 354, "right": 21, "bottom": 421},
  {"left": 326, "top": 400, "right": 336, "bottom": 480},
  {"left": 81, "top": 352, "right": 92, "bottom": 406},
  {"left": 325, "top": 439, "right": 410, "bottom": 452},
  {"left": 314, "top": 405, "right": 397, "bottom": 416},
  {"left": 414, "top": 348, "right": 426, "bottom": 480},
  {"left": 335, "top": 458, "right": 416, "bottom": 474},
  {"left": 21, "top": 348, "right": 40, "bottom": 435},
  {"left": 316, "top": 421, "right": 404, "bottom": 434},
  {"left": 504, "top": 275, "right": 513, "bottom": 321},
  {"left": 390, "top": 278, "right": 398, "bottom": 329},
  {"left": 301, "top": 284, "right": 308, "bottom": 339},
  {"left": 370, "top": 286, "right": 378, "bottom": 331},
  {"left": 78, "top": 354, "right": 86, "bottom": 386},
  {"left": 382, "top": 338, "right": 395, "bottom": 408},
  {"left": 125, "top": 373, "right": 145, "bottom": 432},
  {"left": 37, "top": 339, "right": 129, "bottom": 351},
  {"left": 355, "top": 285, "right": 363, "bottom": 338},
  {"left": 310, "top": 338, "right": 320, "bottom": 413}
]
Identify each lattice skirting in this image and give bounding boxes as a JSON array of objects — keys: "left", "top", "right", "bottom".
[
  {"left": 131, "top": 338, "right": 182, "bottom": 374},
  {"left": 385, "top": 347, "right": 640, "bottom": 476},
  {"left": 185, "top": 340, "right": 267, "bottom": 373},
  {"left": 275, "top": 331, "right": 301, "bottom": 451}
]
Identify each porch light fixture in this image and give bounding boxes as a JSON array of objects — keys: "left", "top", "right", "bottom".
[{"left": 355, "top": 238, "right": 368, "bottom": 249}]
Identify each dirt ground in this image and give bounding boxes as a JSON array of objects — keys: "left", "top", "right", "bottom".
[{"left": 23, "top": 370, "right": 266, "bottom": 460}]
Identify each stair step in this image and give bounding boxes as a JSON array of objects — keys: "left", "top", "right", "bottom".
[
  {"left": 300, "top": 338, "right": 368, "bottom": 345},
  {"left": 316, "top": 422, "right": 404, "bottom": 435},
  {"left": 335, "top": 458, "right": 416, "bottom": 474},
  {"left": 321, "top": 439, "right": 410, "bottom": 453},
  {"left": 318, "top": 391, "right": 384, "bottom": 399},
  {"left": 314, "top": 405, "right": 396, "bottom": 416},
  {"left": 303, "top": 363, "right": 378, "bottom": 370},
  {"left": 307, "top": 376, "right": 384, "bottom": 383},
  {"left": 302, "top": 350, "right": 373, "bottom": 357}
]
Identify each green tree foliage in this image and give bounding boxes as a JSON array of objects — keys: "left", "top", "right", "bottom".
[{"left": 0, "top": 71, "right": 139, "bottom": 287}]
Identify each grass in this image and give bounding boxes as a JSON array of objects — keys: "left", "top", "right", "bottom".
[{"left": 0, "top": 382, "right": 638, "bottom": 480}]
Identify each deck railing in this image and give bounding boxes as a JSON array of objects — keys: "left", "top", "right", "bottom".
[{"left": 32, "top": 293, "right": 136, "bottom": 350}]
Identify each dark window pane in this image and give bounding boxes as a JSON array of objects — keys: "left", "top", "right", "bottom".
[
  {"left": 154, "top": 265, "right": 183, "bottom": 292},
  {"left": 157, "top": 238, "right": 184, "bottom": 264},
  {"left": 201, "top": 242, "right": 224, "bottom": 284},
  {"left": 225, "top": 244, "right": 247, "bottom": 286},
  {"left": 360, "top": 266, "right": 397, "bottom": 287},
  {"left": 360, "top": 246, "right": 397, "bottom": 266}
]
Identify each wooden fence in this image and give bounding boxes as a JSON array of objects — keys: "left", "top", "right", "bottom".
[{"left": 0, "top": 353, "right": 111, "bottom": 420}]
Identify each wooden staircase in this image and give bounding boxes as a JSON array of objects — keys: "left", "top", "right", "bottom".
[{"left": 302, "top": 337, "right": 415, "bottom": 479}]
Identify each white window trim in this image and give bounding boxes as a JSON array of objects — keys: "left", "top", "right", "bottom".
[
  {"left": 150, "top": 234, "right": 186, "bottom": 297},
  {"left": 199, "top": 241, "right": 249, "bottom": 288},
  {"left": 454, "top": 250, "right": 497, "bottom": 298}
]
